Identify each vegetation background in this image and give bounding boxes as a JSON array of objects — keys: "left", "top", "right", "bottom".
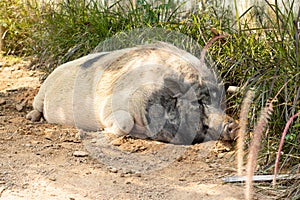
[{"left": 0, "top": 0, "right": 299, "bottom": 198}]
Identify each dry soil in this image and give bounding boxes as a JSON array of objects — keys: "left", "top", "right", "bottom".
[{"left": 0, "top": 57, "right": 273, "bottom": 200}]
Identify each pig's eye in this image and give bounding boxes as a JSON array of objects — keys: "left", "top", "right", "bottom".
[
  {"left": 227, "top": 118, "right": 233, "bottom": 124},
  {"left": 203, "top": 124, "right": 209, "bottom": 133},
  {"left": 191, "top": 100, "right": 199, "bottom": 106},
  {"left": 226, "top": 123, "right": 233, "bottom": 133}
]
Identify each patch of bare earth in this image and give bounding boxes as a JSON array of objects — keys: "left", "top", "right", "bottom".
[{"left": 0, "top": 56, "right": 271, "bottom": 199}]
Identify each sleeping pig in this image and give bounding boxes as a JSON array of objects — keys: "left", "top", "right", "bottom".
[{"left": 26, "top": 42, "right": 237, "bottom": 145}]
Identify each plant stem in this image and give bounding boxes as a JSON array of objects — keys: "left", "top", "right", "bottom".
[{"left": 273, "top": 111, "right": 300, "bottom": 186}]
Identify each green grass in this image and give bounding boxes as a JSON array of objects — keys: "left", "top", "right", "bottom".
[
  {"left": 1, "top": 0, "right": 299, "bottom": 197},
  {"left": 0, "top": 0, "right": 41, "bottom": 55}
]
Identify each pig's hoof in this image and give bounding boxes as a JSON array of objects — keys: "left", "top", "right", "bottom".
[
  {"left": 104, "top": 110, "right": 134, "bottom": 137},
  {"left": 26, "top": 110, "right": 43, "bottom": 122}
]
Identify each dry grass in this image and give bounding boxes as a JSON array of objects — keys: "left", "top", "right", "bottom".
[
  {"left": 245, "top": 99, "right": 274, "bottom": 200},
  {"left": 237, "top": 89, "right": 255, "bottom": 176}
]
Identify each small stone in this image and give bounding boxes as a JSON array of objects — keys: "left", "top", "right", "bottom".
[
  {"left": 111, "top": 139, "right": 123, "bottom": 146},
  {"left": 0, "top": 180, "right": 5, "bottom": 184},
  {"left": 123, "top": 169, "right": 133, "bottom": 174},
  {"left": 85, "top": 171, "right": 92, "bottom": 175},
  {"left": 0, "top": 99, "right": 6, "bottom": 106},
  {"left": 49, "top": 177, "right": 56, "bottom": 181},
  {"left": 107, "top": 167, "right": 118, "bottom": 173},
  {"left": 16, "top": 104, "right": 24, "bottom": 112},
  {"left": 179, "top": 178, "right": 186, "bottom": 181},
  {"left": 134, "top": 172, "right": 142, "bottom": 177},
  {"left": 44, "top": 131, "right": 54, "bottom": 140},
  {"left": 22, "top": 183, "right": 29, "bottom": 189},
  {"left": 217, "top": 153, "right": 225, "bottom": 158},
  {"left": 73, "top": 151, "right": 89, "bottom": 157},
  {"left": 31, "top": 141, "right": 40, "bottom": 145},
  {"left": 16, "top": 100, "right": 27, "bottom": 112},
  {"left": 24, "top": 143, "right": 32, "bottom": 147},
  {"left": 176, "top": 156, "right": 184, "bottom": 162},
  {"left": 138, "top": 145, "right": 147, "bottom": 151}
]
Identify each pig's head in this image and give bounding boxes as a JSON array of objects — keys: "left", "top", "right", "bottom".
[
  {"left": 140, "top": 73, "right": 237, "bottom": 145},
  {"left": 202, "top": 105, "right": 238, "bottom": 142}
]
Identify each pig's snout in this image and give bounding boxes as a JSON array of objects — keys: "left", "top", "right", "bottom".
[{"left": 220, "top": 116, "right": 238, "bottom": 141}]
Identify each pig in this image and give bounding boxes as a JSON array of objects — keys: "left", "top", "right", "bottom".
[{"left": 26, "top": 42, "right": 237, "bottom": 145}]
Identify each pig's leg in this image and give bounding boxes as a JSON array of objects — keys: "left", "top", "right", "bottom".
[
  {"left": 26, "top": 110, "right": 43, "bottom": 122},
  {"left": 103, "top": 110, "right": 134, "bottom": 137},
  {"left": 26, "top": 86, "right": 46, "bottom": 122}
]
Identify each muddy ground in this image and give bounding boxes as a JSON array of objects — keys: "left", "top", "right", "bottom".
[{"left": 0, "top": 57, "right": 275, "bottom": 199}]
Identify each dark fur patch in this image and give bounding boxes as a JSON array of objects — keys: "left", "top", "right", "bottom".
[
  {"left": 80, "top": 53, "right": 109, "bottom": 68},
  {"left": 140, "top": 84, "right": 210, "bottom": 145}
]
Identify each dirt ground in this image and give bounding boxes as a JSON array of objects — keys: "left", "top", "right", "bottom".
[{"left": 0, "top": 57, "right": 273, "bottom": 200}]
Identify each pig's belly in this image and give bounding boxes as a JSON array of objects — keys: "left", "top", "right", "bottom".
[{"left": 43, "top": 64, "right": 102, "bottom": 131}]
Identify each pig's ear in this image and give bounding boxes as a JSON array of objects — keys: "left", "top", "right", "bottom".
[{"left": 164, "top": 78, "right": 187, "bottom": 97}]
